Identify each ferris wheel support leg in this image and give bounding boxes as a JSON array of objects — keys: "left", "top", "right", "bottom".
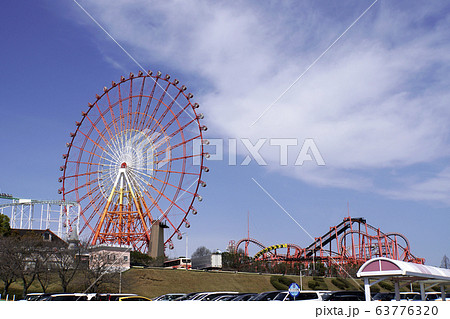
[
  {"left": 123, "top": 170, "right": 151, "bottom": 242},
  {"left": 92, "top": 171, "right": 121, "bottom": 245}
]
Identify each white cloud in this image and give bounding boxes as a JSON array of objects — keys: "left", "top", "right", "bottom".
[{"left": 74, "top": 0, "right": 450, "bottom": 203}]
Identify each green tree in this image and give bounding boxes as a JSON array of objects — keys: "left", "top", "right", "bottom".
[
  {"left": 191, "top": 246, "right": 211, "bottom": 258},
  {"left": 0, "top": 215, "right": 11, "bottom": 237}
]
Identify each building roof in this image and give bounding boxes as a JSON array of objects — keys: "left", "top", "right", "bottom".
[
  {"left": 10, "top": 228, "right": 67, "bottom": 245},
  {"left": 89, "top": 244, "right": 132, "bottom": 252},
  {"left": 357, "top": 257, "right": 450, "bottom": 282}
]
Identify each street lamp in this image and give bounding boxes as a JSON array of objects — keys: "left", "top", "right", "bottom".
[{"left": 299, "top": 269, "right": 307, "bottom": 291}]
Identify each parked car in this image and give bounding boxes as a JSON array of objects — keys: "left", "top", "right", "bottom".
[
  {"left": 194, "top": 291, "right": 239, "bottom": 301},
  {"left": 230, "top": 293, "right": 258, "bottom": 301},
  {"left": 323, "top": 291, "right": 366, "bottom": 301},
  {"left": 211, "top": 294, "right": 240, "bottom": 301},
  {"left": 274, "top": 291, "right": 322, "bottom": 301},
  {"left": 23, "top": 293, "right": 49, "bottom": 301},
  {"left": 153, "top": 293, "right": 187, "bottom": 301},
  {"left": 249, "top": 291, "right": 284, "bottom": 301},
  {"left": 173, "top": 292, "right": 202, "bottom": 301},
  {"left": 412, "top": 292, "right": 448, "bottom": 301},
  {"left": 118, "top": 296, "right": 152, "bottom": 301},
  {"left": 373, "top": 292, "right": 395, "bottom": 301},
  {"left": 41, "top": 293, "right": 90, "bottom": 301},
  {"left": 93, "top": 293, "right": 137, "bottom": 301}
]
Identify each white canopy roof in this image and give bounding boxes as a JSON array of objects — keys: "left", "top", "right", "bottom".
[{"left": 357, "top": 257, "right": 450, "bottom": 282}]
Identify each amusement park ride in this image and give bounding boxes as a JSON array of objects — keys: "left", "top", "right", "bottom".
[
  {"left": 229, "top": 216, "right": 424, "bottom": 268},
  {"left": 59, "top": 71, "right": 208, "bottom": 253}
]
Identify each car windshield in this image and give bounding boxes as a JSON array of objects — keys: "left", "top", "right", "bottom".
[{"left": 274, "top": 292, "right": 288, "bottom": 301}]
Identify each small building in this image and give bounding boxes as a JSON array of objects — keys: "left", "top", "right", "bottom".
[
  {"left": 191, "top": 252, "right": 222, "bottom": 270},
  {"left": 8, "top": 228, "right": 68, "bottom": 270},
  {"left": 89, "top": 244, "right": 131, "bottom": 272}
]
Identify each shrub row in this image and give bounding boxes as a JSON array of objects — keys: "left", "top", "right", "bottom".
[{"left": 270, "top": 275, "right": 296, "bottom": 290}]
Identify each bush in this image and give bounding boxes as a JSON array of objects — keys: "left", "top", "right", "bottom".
[
  {"left": 332, "top": 278, "right": 351, "bottom": 290},
  {"left": 308, "top": 280, "right": 319, "bottom": 290},
  {"left": 371, "top": 285, "right": 381, "bottom": 293},
  {"left": 308, "top": 277, "right": 328, "bottom": 290},
  {"left": 270, "top": 275, "right": 296, "bottom": 290},
  {"left": 378, "top": 281, "right": 394, "bottom": 291}
]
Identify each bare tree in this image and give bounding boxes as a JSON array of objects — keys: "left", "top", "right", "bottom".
[
  {"left": 14, "top": 235, "right": 42, "bottom": 298},
  {"left": 36, "top": 269, "right": 52, "bottom": 293},
  {"left": 0, "top": 237, "right": 18, "bottom": 297},
  {"left": 53, "top": 244, "right": 82, "bottom": 292},
  {"left": 441, "top": 255, "right": 450, "bottom": 269},
  {"left": 83, "top": 250, "right": 116, "bottom": 293}
]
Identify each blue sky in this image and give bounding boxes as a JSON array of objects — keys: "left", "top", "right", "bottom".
[{"left": 0, "top": 1, "right": 449, "bottom": 266}]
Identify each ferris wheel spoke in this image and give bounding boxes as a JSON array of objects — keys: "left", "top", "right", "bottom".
[
  {"left": 153, "top": 134, "right": 201, "bottom": 158},
  {"left": 76, "top": 129, "right": 110, "bottom": 155},
  {"left": 157, "top": 153, "right": 202, "bottom": 164},
  {"left": 117, "top": 84, "right": 126, "bottom": 132},
  {"left": 160, "top": 101, "right": 191, "bottom": 133},
  {"left": 149, "top": 175, "right": 196, "bottom": 202},
  {"left": 143, "top": 81, "right": 170, "bottom": 131},
  {"left": 93, "top": 102, "right": 115, "bottom": 140},
  {"left": 65, "top": 178, "right": 98, "bottom": 196},
  {"left": 126, "top": 170, "right": 151, "bottom": 197},
  {"left": 135, "top": 81, "right": 148, "bottom": 130},
  {"left": 64, "top": 170, "right": 99, "bottom": 179},
  {"left": 84, "top": 114, "right": 112, "bottom": 146},
  {"left": 142, "top": 190, "right": 179, "bottom": 232},
  {"left": 139, "top": 85, "right": 157, "bottom": 131},
  {"left": 78, "top": 184, "right": 100, "bottom": 202},
  {"left": 147, "top": 182, "right": 192, "bottom": 215},
  {"left": 68, "top": 160, "right": 113, "bottom": 167},
  {"left": 104, "top": 92, "right": 120, "bottom": 136},
  {"left": 127, "top": 81, "right": 134, "bottom": 130},
  {"left": 80, "top": 195, "right": 106, "bottom": 233},
  {"left": 167, "top": 117, "right": 197, "bottom": 139},
  {"left": 155, "top": 176, "right": 199, "bottom": 221},
  {"left": 148, "top": 90, "right": 183, "bottom": 133},
  {"left": 72, "top": 144, "right": 117, "bottom": 165},
  {"left": 153, "top": 168, "right": 198, "bottom": 176}
]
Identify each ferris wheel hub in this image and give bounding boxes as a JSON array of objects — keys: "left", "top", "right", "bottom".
[{"left": 121, "top": 162, "right": 127, "bottom": 168}]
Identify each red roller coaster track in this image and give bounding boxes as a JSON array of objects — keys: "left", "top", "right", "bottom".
[{"left": 230, "top": 216, "right": 424, "bottom": 268}]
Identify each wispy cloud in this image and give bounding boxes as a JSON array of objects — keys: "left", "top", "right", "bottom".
[{"left": 72, "top": 1, "right": 450, "bottom": 203}]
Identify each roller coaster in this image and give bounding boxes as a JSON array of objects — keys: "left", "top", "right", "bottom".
[{"left": 229, "top": 216, "right": 424, "bottom": 269}]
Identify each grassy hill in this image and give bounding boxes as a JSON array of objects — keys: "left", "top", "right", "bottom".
[{"left": 122, "top": 268, "right": 283, "bottom": 298}]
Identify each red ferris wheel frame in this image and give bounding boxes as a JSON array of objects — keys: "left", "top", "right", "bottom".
[{"left": 59, "top": 70, "right": 208, "bottom": 252}]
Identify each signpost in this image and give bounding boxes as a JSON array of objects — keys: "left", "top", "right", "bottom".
[{"left": 289, "top": 282, "right": 300, "bottom": 301}]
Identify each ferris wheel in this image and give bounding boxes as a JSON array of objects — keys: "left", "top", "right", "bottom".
[{"left": 59, "top": 71, "right": 208, "bottom": 252}]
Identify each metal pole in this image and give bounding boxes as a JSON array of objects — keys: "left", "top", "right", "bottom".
[
  {"left": 186, "top": 232, "right": 188, "bottom": 270},
  {"left": 300, "top": 270, "right": 303, "bottom": 291},
  {"left": 364, "top": 278, "right": 371, "bottom": 301},
  {"left": 119, "top": 271, "right": 122, "bottom": 293}
]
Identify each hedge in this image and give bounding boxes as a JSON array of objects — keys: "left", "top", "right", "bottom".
[{"left": 270, "top": 275, "right": 296, "bottom": 290}]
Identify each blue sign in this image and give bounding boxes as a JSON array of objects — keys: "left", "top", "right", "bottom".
[{"left": 289, "top": 283, "right": 300, "bottom": 297}]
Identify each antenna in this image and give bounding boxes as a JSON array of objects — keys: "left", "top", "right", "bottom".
[{"left": 347, "top": 201, "right": 350, "bottom": 218}]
